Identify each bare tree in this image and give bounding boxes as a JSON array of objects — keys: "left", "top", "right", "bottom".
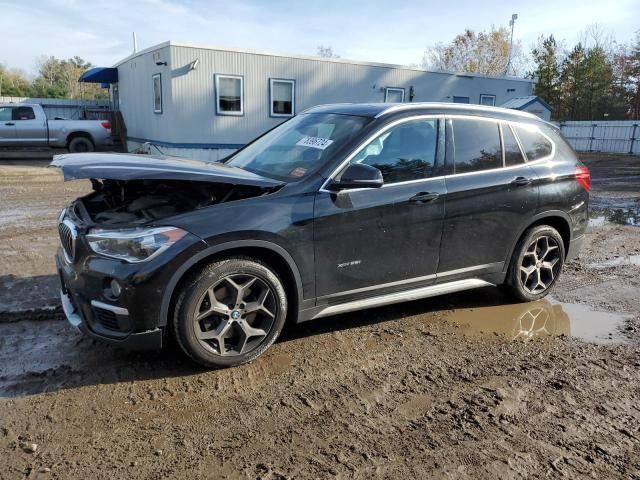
[
  {"left": 422, "top": 27, "right": 527, "bottom": 76},
  {"left": 317, "top": 45, "right": 340, "bottom": 59}
]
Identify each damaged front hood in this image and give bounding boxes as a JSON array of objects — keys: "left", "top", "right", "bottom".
[{"left": 50, "top": 153, "right": 284, "bottom": 188}]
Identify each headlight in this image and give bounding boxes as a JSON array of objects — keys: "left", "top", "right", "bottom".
[{"left": 86, "top": 226, "right": 187, "bottom": 263}]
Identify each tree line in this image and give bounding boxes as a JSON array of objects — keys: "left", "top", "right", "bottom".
[
  {"left": 423, "top": 25, "right": 640, "bottom": 121},
  {"left": 0, "top": 56, "right": 108, "bottom": 100}
]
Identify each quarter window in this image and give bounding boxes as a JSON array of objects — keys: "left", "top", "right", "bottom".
[
  {"left": 215, "top": 74, "right": 243, "bottom": 115},
  {"left": 384, "top": 87, "right": 405, "bottom": 103},
  {"left": 479, "top": 94, "right": 496, "bottom": 106},
  {"left": 270, "top": 79, "right": 295, "bottom": 117},
  {"left": 152, "top": 73, "right": 162, "bottom": 114},
  {"left": 451, "top": 118, "right": 502, "bottom": 174},
  {"left": 502, "top": 123, "right": 525, "bottom": 166},
  {"left": 513, "top": 124, "right": 552, "bottom": 161},
  {"left": 350, "top": 119, "right": 438, "bottom": 184}
]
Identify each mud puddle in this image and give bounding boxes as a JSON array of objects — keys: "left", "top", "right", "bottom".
[
  {"left": 441, "top": 297, "right": 631, "bottom": 344},
  {"left": 589, "top": 204, "right": 639, "bottom": 228}
]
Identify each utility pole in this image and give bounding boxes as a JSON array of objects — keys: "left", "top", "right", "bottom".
[{"left": 505, "top": 13, "right": 518, "bottom": 76}]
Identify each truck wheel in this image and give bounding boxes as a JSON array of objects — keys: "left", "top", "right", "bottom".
[
  {"left": 504, "top": 225, "right": 565, "bottom": 302},
  {"left": 68, "top": 137, "right": 94, "bottom": 153},
  {"left": 173, "top": 257, "right": 288, "bottom": 368}
]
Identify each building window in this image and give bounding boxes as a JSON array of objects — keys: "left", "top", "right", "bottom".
[
  {"left": 215, "top": 74, "right": 244, "bottom": 115},
  {"left": 270, "top": 79, "right": 295, "bottom": 117},
  {"left": 152, "top": 73, "right": 162, "bottom": 114},
  {"left": 384, "top": 87, "right": 405, "bottom": 103},
  {"left": 452, "top": 96, "right": 470, "bottom": 104},
  {"left": 479, "top": 94, "right": 496, "bottom": 106}
]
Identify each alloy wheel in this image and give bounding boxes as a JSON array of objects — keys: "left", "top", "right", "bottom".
[
  {"left": 519, "top": 235, "right": 562, "bottom": 295},
  {"left": 193, "top": 274, "right": 277, "bottom": 356}
]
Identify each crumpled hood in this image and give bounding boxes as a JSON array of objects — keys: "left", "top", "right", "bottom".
[{"left": 50, "top": 153, "right": 284, "bottom": 188}]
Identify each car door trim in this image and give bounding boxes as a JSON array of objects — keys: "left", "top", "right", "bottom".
[
  {"left": 320, "top": 114, "right": 555, "bottom": 193},
  {"left": 311, "top": 278, "right": 493, "bottom": 319},
  {"left": 319, "top": 114, "right": 443, "bottom": 193}
]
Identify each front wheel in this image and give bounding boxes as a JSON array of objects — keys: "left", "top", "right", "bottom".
[
  {"left": 504, "top": 225, "right": 565, "bottom": 302},
  {"left": 173, "top": 257, "right": 287, "bottom": 368}
]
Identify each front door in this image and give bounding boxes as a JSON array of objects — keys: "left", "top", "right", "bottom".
[
  {"left": 438, "top": 117, "right": 539, "bottom": 279},
  {"left": 314, "top": 117, "right": 446, "bottom": 302},
  {"left": 0, "top": 107, "right": 16, "bottom": 144},
  {"left": 12, "top": 106, "right": 47, "bottom": 146}
]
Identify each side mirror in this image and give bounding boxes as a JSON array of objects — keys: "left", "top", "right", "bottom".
[{"left": 330, "top": 163, "right": 384, "bottom": 190}]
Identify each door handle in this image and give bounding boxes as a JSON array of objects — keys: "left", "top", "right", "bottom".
[
  {"left": 409, "top": 192, "right": 440, "bottom": 203},
  {"left": 511, "top": 176, "right": 532, "bottom": 186},
  {"left": 4, "top": 122, "right": 15, "bottom": 126}
]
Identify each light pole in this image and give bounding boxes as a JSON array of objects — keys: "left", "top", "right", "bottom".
[{"left": 505, "top": 13, "right": 518, "bottom": 76}]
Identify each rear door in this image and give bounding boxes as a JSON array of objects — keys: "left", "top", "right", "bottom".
[
  {"left": 12, "top": 106, "right": 47, "bottom": 146},
  {"left": 314, "top": 116, "right": 446, "bottom": 301},
  {"left": 0, "top": 107, "right": 17, "bottom": 144},
  {"left": 438, "top": 117, "right": 538, "bottom": 280}
]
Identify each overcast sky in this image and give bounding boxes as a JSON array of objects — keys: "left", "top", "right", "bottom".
[{"left": 1, "top": 0, "right": 638, "bottom": 76}]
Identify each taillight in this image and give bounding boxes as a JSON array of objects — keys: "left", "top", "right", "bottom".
[
  {"left": 575, "top": 166, "right": 591, "bottom": 192},
  {"left": 101, "top": 121, "right": 111, "bottom": 130}
]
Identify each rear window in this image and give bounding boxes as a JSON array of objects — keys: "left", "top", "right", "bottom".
[
  {"left": 452, "top": 118, "right": 502, "bottom": 174},
  {"left": 12, "top": 106, "right": 35, "bottom": 120},
  {"left": 513, "top": 124, "right": 552, "bottom": 161}
]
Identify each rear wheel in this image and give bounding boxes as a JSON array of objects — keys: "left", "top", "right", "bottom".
[
  {"left": 504, "top": 225, "right": 565, "bottom": 302},
  {"left": 68, "top": 136, "right": 94, "bottom": 153},
  {"left": 173, "top": 257, "right": 287, "bottom": 368}
]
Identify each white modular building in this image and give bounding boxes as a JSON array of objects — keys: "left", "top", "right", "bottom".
[{"left": 103, "top": 41, "right": 535, "bottom": 160}]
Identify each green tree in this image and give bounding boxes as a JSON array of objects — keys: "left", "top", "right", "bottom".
[
  {"left": 531, "top": 35, "right": 562, "bottom": 115},
  {"left": 0, "top": 65, "right": 32, "bottom": 97}
]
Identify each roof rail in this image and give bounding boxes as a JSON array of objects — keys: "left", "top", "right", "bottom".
[
  {"left": 300, "top": 103, "right": 353, "bottom": 114},
  {"left": 374, "top": 102, "right": 539, "bottom": 119}
]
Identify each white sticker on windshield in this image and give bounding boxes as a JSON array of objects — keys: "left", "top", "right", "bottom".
[{"left": 296, "top": 136, "right": 334, "bottom": 150}]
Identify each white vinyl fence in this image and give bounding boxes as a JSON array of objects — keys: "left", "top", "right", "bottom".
[
  {"left": 0, "top": 96, "right": 110, "bottom": 120},
  {"left": 559, "top": 120, "right": 640, "bottom": 155}
]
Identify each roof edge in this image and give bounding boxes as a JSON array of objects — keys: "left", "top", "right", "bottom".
[{"left": 113, "top": 40, "right": 534, "bottom": 83}]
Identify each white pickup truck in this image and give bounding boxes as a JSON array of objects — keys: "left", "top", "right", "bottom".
[{"left": 0, "top": 103, "right": 113, "bottom": 152}]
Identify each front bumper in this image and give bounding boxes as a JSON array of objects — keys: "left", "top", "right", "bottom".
[{"left": 59, "top": 288, "right": 162, "bottom": 350}]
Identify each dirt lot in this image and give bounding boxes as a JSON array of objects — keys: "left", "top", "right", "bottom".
[{"left": 0, "top": 155, "right": 639, "bottom": 479}]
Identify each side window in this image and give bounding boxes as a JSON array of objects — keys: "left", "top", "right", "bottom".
[
  {"left": 269, "top": 79, "right": 295, "bottom": 117},
  {"left": 215, "top": 74, "right": 244, "bottom": 115},
  {"left": 350, "top": 119, "right": 438, "bottom": 184},
  {"left": 152, "top": 73, "right": 162, "bottom": 114},
  {"left": 451, "top": 118, "right": 502, "bottom": 174},
  {"left": 384, "top": 87, "right": 405, "bottom": 103},
  {"left": 502, "top": 123, "right": 525, "bottom": 166},
  {"left": 12, "top": 106, "right": 35, "bottom": 120},
  {"left": 0, "top": 107, "right": 12, "bottom": 122},
  {"left": 513, "top": 124, "right": 552, "bottom": 161}
]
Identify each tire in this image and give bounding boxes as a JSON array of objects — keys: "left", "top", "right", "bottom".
[
  {"left": 67, "top": 136, "right": 94, "bottom": 153},
  {"left": 173, "top": 257, "right": 287, "bottom": 368},
  {"left": 504, "top": 225, "right": 565, "bottom": 302}
]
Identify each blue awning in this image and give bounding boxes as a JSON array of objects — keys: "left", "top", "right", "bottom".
[{"left": 79, "top": 67, "right": 118, "bottom": 84}]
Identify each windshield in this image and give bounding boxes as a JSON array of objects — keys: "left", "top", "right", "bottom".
[{"left": 226, "top": 113, "right": 371, "bottom": 181}]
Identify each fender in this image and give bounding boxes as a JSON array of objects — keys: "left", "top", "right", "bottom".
[
  {"left": 503, "top": 209, "right": 573, "bottom": 272},
  {"left": 158, "top": 239, "right": 305, "bottom": 327}
]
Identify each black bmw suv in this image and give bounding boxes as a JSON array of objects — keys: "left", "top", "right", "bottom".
[{"left": 54, "top": 103, "right": 590, "bottom": 368}]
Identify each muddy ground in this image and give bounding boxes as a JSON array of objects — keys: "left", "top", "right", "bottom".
[{"left": 0, "top": 155, "right": 639, "bottom": 479}]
